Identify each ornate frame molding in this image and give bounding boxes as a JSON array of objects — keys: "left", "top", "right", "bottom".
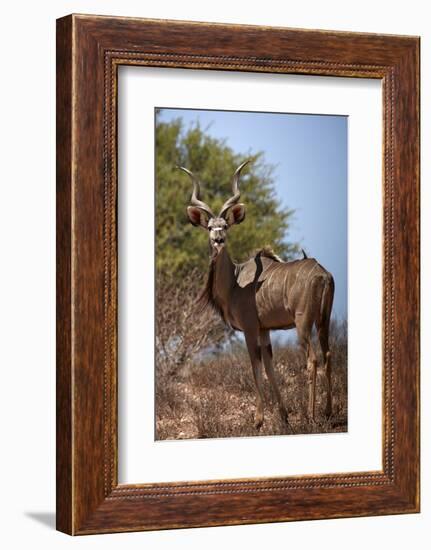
[{"left": 57, "top": 15, "right": 419, "bottom": 534}]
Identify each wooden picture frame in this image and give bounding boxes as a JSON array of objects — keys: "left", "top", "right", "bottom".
[{"left": 56, "top": 14, "right": 420, "bottom": 535}]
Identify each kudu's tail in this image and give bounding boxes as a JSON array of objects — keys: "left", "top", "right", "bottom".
[{"left": 318, "top": 274, "right": 335, "bottom": 331}]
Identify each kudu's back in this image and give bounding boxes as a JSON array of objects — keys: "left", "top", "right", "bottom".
[{"left": 238, "top": 255, "right": 334, "bottom": 332}]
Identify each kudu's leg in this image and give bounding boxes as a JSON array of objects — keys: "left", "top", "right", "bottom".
[
  {"left": 260, "top": 330, "right": 289, "bottom": 424},
  {"left": 296, "top": 319, "right": 318, "bottom": 421},
  {"left": 244, "top": 330, "right": 265, "bottom": 429},
  {"left": 318, "top": 325, "right": 332, "bottom": 418}
]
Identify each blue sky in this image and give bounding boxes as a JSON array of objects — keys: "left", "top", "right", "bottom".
[{"left": 157, "top": 108, "right": 347, "bottom": 321}]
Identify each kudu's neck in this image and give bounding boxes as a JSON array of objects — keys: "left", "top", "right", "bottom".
[{"left": 211, "top": 247, "right": 236, "bottom": 307}]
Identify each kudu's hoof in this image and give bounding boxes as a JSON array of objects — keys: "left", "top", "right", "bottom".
[
  {"left": 254, "top": 417, "right": 264, "bottom": 430},
  {"left": 279, "top": 406, "right": 289, "bottom": 425},
  {"left": 307, "top": 413, "right": 316, "bottom": 423}
]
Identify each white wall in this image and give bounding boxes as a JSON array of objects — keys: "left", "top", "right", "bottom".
[{"left": 0, "top": 0, "right": 428, "bottom": 548}]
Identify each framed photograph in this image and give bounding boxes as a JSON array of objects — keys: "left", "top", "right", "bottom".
[{"left": 56, "top": 14, "right": 420, "bottom": 534}]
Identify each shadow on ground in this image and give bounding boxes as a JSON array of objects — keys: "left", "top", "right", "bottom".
[{"left": 25, "top": 512, "right": 56, "bottom": 530}]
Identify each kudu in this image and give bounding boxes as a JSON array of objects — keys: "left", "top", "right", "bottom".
[{"left": 180, "top": 160, "right": 334, "bottom": 429}]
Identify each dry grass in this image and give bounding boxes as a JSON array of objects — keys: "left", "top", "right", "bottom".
[
  {"left": 155, "top": 322, "right": 348, "bottom": 440},
  {"left": 156, "top": 268, "right": 230, "bottom": 379}
]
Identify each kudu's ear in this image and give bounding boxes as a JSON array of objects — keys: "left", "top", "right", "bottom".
[
  {"left": 187, "top": 206, "right": 211, "bottom": 229},
  {"left": 225, "top": 203, "right": 246, "bottom": 227}
]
